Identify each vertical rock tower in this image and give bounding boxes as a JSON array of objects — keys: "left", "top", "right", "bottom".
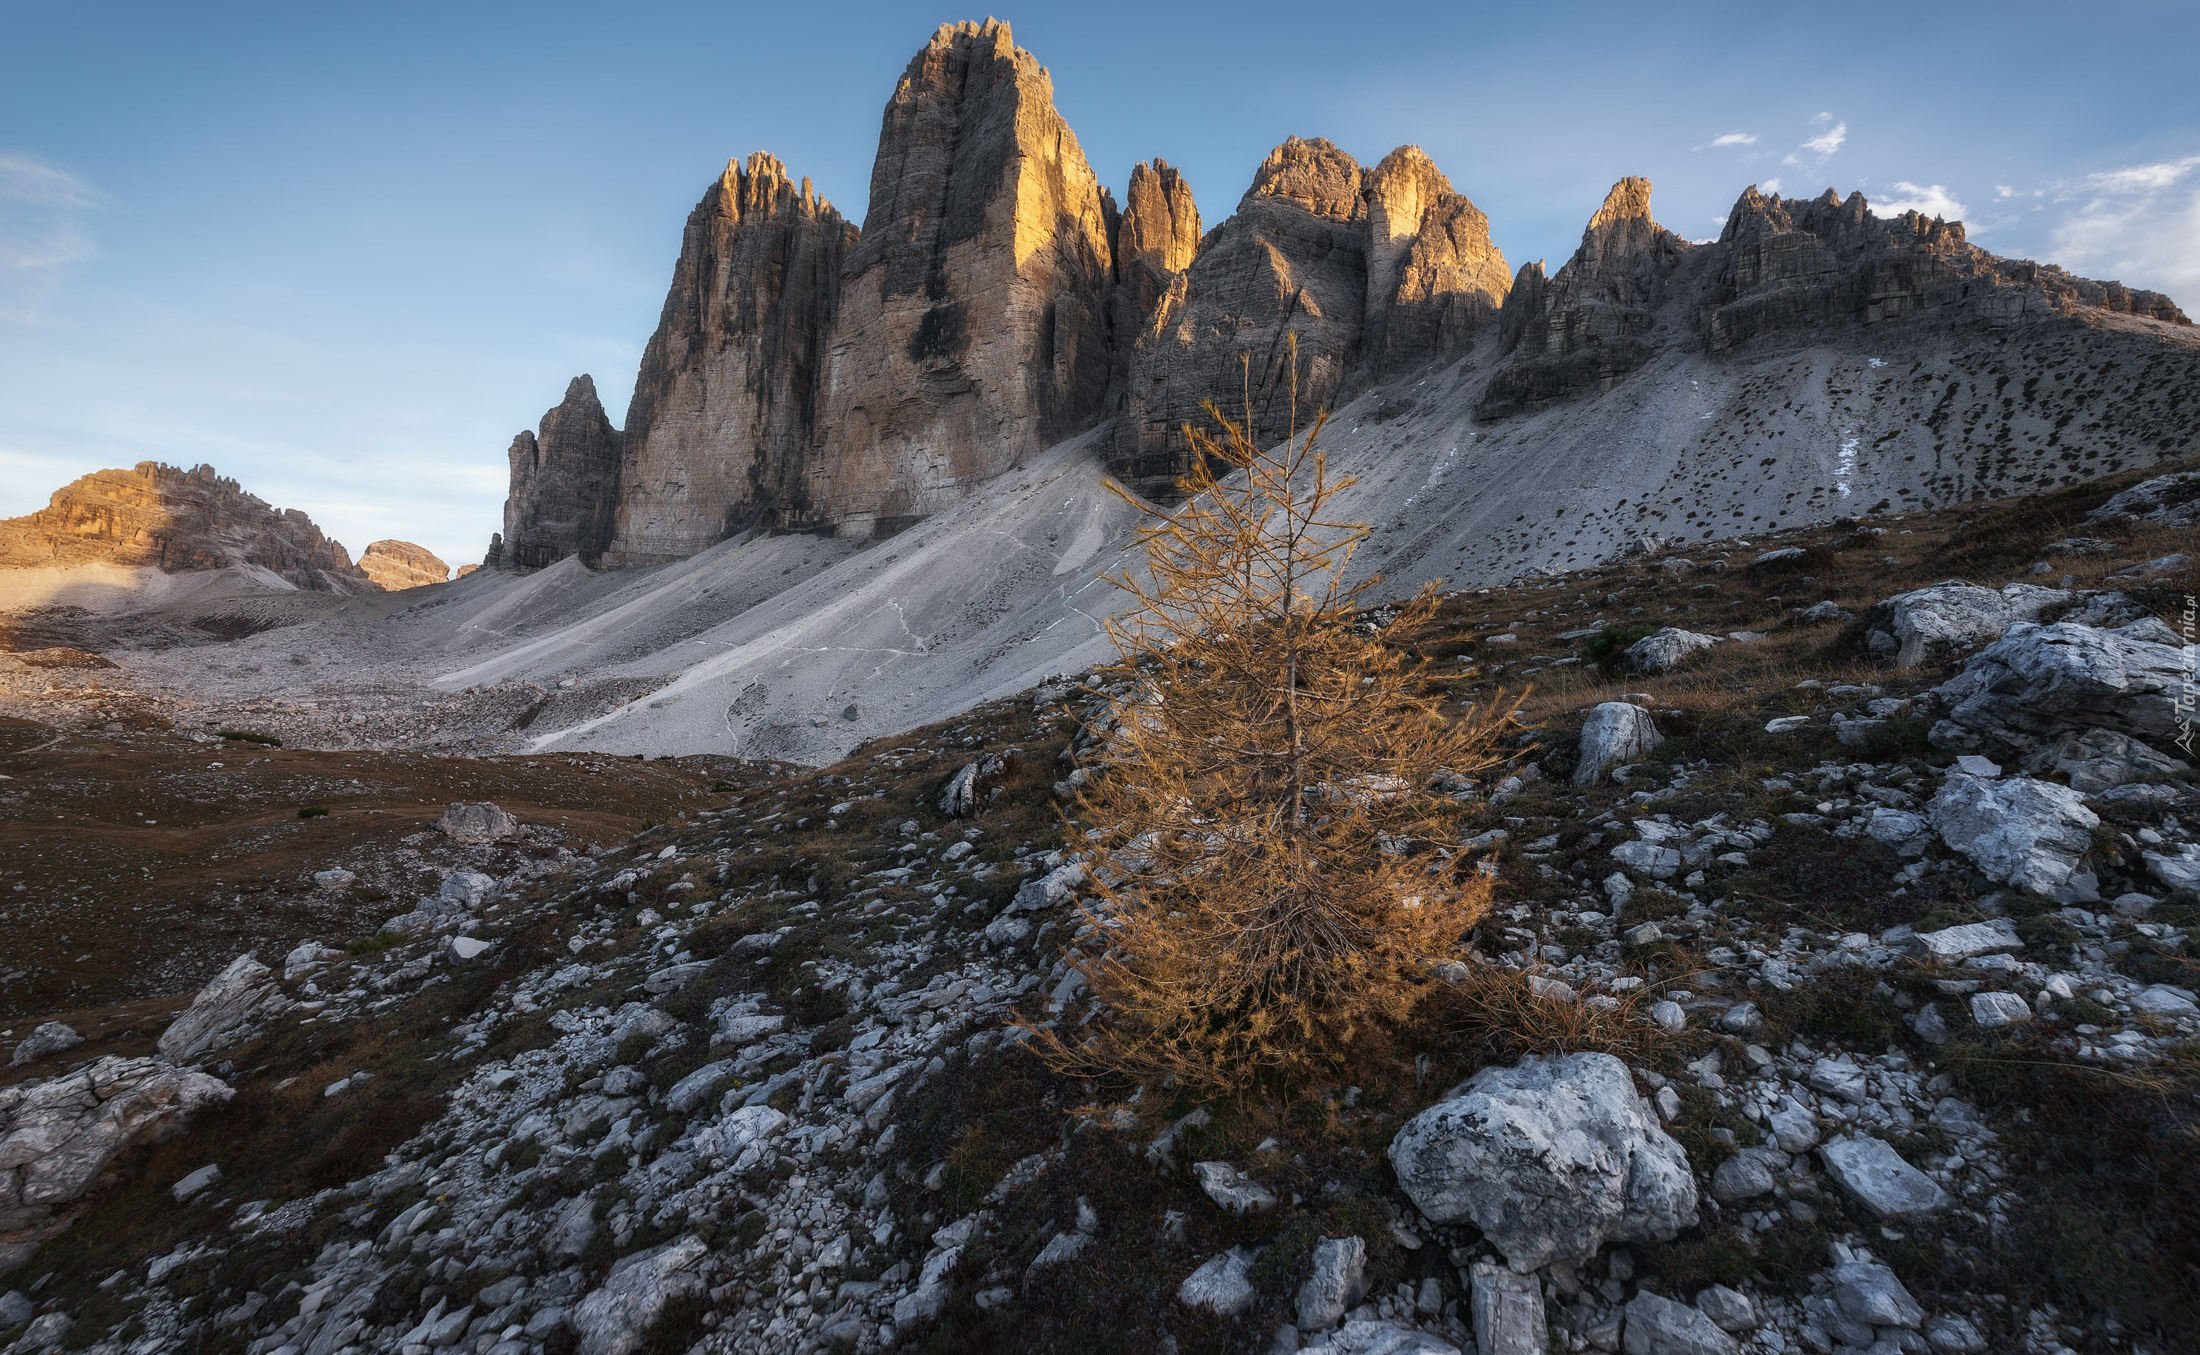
[
  {"left": 1118, "top": 137, "right": 1370, "bottom": 479},
  {"left": 1110, "top": 159, "right": 1202, "bottom": 348},
  {"left": 807, "top": 19, "right": 1117, "bottom": 536},
  {"left": 499, "top": 375, "right": 624, "bottom": 569},
  {"left": 605, "top": 153, "right": 856, "bottom": 565},
  {"left": 1361, "top": 146, "right": 1512, "bottom": 376}
]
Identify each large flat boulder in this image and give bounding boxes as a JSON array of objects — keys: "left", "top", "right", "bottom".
[
  {"left": 1860, "top": 580, "right": 2065, "bottom": 668},
  {"left": 1623, "top": 1290, "right": 1738, "bottom": 1355},
  {"left": 1818, "top": 1135, "right": 1948, "bottom": 1219},
  {"left": 1388, "top": 1052, "right": 1697, "bottom": 1270},
  {"left": 570, "top": 1236, "right": 708, "bottom": 1355},
  {"left": 435, "top": 801, "right": 521, "bottom": 845},
  {"left": 1936, "top": 620, "right": 2191, "bottom": 778},
  {"left": 1928, "top": 773, "right": 2100, "bottom": 901},
  {"left": 1622, "top": 628, "right": 1720, "bottom": 675},
  {"left": 0, "top": 1056, "right": 233, "bottom": 1275},
  {"left": 1927, "top": 620, "right": 2190, "bottom": 766}
]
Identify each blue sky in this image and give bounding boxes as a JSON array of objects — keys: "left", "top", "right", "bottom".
[{"left": 4, "top": 0, "right": 2196, "bottom": 569}]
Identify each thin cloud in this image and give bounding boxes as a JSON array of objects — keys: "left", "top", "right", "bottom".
[
  {"left": 1710, "top": 131, "right": 1756, "bottom": 148},
  {"left": 1877, "top": 182, "right": 1967, "bottom": 221},
  {"left": 1760, "top": 177, "right": 1783, "bottom": 196},
  {"left": 1784, "top": 112, "right": 1847, "bottom": 166},
  {"left": 0, "top": 155, "right": 103, "bottom": 210},
  {"left": 2048, "top": 153, "right": 2200, "bottom": 300},
  {"left": 0, "top": 151, "right": 103, "bottom": 324},
  {"left": 2082, "top": 156, "right": 2200, "bottom": 195}
]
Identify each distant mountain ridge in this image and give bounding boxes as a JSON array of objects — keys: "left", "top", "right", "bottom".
[
  {"left": 491, "top": 17, "right": 2193, "bottom": 575},
  {"left": 0, "top": 462, "right": 375, "bottom": 593}
]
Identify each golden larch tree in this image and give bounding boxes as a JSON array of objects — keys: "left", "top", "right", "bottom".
[{"left": 1030, "top": 376, "right": 1514, "bottom": 1094}]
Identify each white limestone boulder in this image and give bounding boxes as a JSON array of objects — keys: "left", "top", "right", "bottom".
[
  {"left": 1622, "top": 628, "right": 1720, "bottom": 676},
  {"left": 1387, "top": 1052, "right": 1697, "bottom": 1270},
  {"left": 570, "top": 1237, "right": 707, "bottom": 1355},
  {"left": 158, "top": 953, "right": 290, "bottom": 1064},
  {"left": 1862, "top": 580, "right": 2064, "bottom": 668},
  {"left": 1927, "top": 620, "right": 2190, "bottom": 766},
  {"left": 1576, "top": 702, "right": 1664, "bottom": 786},
  {"left": 1928, "top": 773, "right": 2100, "bottom": 901}
]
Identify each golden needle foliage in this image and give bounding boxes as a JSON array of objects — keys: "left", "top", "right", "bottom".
[{"left": 1029, "top": 383, "right": 1514, "bottom": 1094}]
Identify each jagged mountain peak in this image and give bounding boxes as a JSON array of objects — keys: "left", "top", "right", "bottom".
[
  {"left": 1246, "top": 135, "right": 1365, "bottom": 219},
  {"left": 498, "top": 374, "right": 623, "bottom": 570},
  {"left": 1118, "top": 159, "right": 1200, "bottom": 276},
  {"left": 0, "top": 460, "right": 372, "bottom": 592},
  {"left": 711, "top": 151, "right": 844, "bottom": 226},
  {"left": 807, "top": 12, "right": 1115, "bottom": 533},
  {"left": 490, "top": 25, "right": 2195, "bottom": 573},
  {"left": 1587, "top": 174, "right": 1657, "bottom": 229},
  {"left": 1569, "top": 175, "right": 1684, "bottom": 277}
]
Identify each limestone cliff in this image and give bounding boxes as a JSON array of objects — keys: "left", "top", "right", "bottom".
[
  {"left": 1701, "top": 185, "right": 2189, "bottom": 351},
  {"left": 607, "top": 154, "right": 856, "bottom": 564},
  {"left": 806, "top": 19, "right": 1117, "bottom": 535},
  {"left": 1479, "top": 177, "right": 1690, "bottom": 418},
  {"left": 1361, "top": 146, "right": 1511, "bottom": 376},
  {"left": 0, "top": 463, "right": 371, "bottom": 592},
  {"left": 1112, "top": 159, "right": 1201, "bottom": 337},
  {"left": 1117, "top": 137, "right": 1369, "bottom": 484},
  {"left": 498, "top": 376, "right": 624, "bottom": 570},
  {"left": 490, "top": 26, "right": 2194, "bottom": 566},
  {"left": 1115, "top": 139, "right": 1509, "bottom": 488},
  {"left": 357, "top": 540, "right": 449, "bottom": 590},
  {"left": 1478, "top": 178, "right": 2191, "bottom": 419}
]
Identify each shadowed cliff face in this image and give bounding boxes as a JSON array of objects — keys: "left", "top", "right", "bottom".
[
  {"left": 805, "top": 18, "right": 1117, "bottom": 536},
  {"left": 1362, "top": 146, "right": 1513, "bottom": 378},
  {"left": 0, "top": 462, "right": 372, "bottom": 592},
  {"left": 499, "top": 375, "right": 624, "bottom": 570},
  {"left": 605, "top": 154, "right": 857, "bottom": 566},
  {"left": 1479, "top": 176, "right": 1691, "bottom": 419},
  {"left": 1114, "top": 138, "right": 1514, "bottom": 490},
  {"left": 1115, "top": 137, "right": 1371, "bottom": 485},
  {"left": 1478, "top": 178, "right": 2193, "bottom": 420},
  {"left": 1701, "top": 185, "right": 2188, "bottom": 350}
]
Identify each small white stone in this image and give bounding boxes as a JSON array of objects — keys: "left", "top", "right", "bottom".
[{"left": 1969, "top": 991, "right": 2032, "bottom": 1028}]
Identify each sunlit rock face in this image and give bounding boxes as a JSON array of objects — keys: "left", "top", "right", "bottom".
[
  {"left": 0, "top": 462, "right": 371, "bottom": 592},
  {"left": 357, "top": 540, "right": 448, "bottom": 590},
  {"left": 806, "top": 19, "right": 1118, "bottom": 538},
  {"left": 1115, "top": 138, "right": 1511, "bottom": 489},
  {"left": 1479, "top": 176, "right": 1689, "bottom": 420}
]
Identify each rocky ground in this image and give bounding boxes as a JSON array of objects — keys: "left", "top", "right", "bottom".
[
  {"left": 0, "top": 465, "right": 2193, "bottom": 1355},
  {"left": 0, "top": 711, "right": 744, "bottom": 1022}
]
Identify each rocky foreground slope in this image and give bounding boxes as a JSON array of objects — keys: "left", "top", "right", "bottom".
[{"left": 2, "top": 466, "right": 2194, "bottom": 1355}]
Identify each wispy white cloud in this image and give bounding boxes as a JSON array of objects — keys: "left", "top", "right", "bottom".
[
  {"left": 1710, "top": 131, "right": 1756, "bottom": 148},
  {"left": 0, "top": 151, "right": 103, "bottom": 324},
  {"left": 0, "top": 155, "right": 102, "bottom": 210},
  {"left": 1783, "top": 112, "right": 1847, "bottom": 167},
  {"left": 1876, "top": 181, "right": 1967, "bottom": 221},
  {"left": 1760, "top": 176, "right": 1783, "bottom": 196},
  {"left": 2048, "top": 153, "right": 2200, "bottom": 301}
]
